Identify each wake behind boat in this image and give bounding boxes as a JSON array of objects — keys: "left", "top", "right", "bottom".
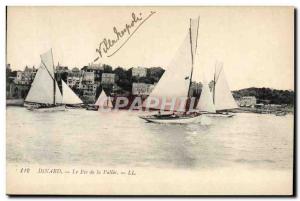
[
  {"left": 200, "top": 111, "right": 235, "bottom": 118},
  {"left": 140, "top": 112, "right": 201, "bottom": 124},
  {"left": 26, "top": 104, "right": 65, "bottom": 112}
]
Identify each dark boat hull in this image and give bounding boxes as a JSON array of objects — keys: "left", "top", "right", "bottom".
[{"left": 139, "top": 113, "right": 202, "bottom": 124}]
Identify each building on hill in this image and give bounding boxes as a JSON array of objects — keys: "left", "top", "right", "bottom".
[
  {"left": 70, "top": 67, "right": 81, "bottom": 77},
  {"left": 101, "top": 73, "right": 115, "bottom": 85},
  {"left": 56, "top": 63, "right": 69, "bottom": 73},
  {"left": 88, "top": 63, "right": 104, "bottom": 70},
  {"left": 238, "top": 96, "right": 257, "bottom": 107},
  {"left": 7, "top": 82, "right": 30, "bottom": 99},
  {"left": 232, "top": 87, "right": 294, "bottom": 106},
  {"left": 67, "top": 76, "right": 81, "bottom": 89},
  {"left": 81, "top": 71, "right": 97, "bottom": 103},
  {"left": 6, "top": 65, "right": 36, "bottom": 99},
  {"left": 82, "top": 71, "right": 95, "bottom": 84},
  {"left": 55, "top": 63, "right": 70, "bottom": 82},
  {"left": 132, "top": 83, "right": 154, "bottom": 96},
  {"left": 14, "top": 66, "right": 37, "bottom": 85},
  {"left": 132, "top": 67, "right": 147, "bottom": 77},
  {"left": 82, "top": 84, "right": 97, "bottom": 103},
  {"left": 82, "top": 63, "right": 104, "bottom": 85}
]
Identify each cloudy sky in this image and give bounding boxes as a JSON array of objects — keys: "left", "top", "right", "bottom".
[{"left": 7, "top": 6, "right": 294, "bottom": 90}]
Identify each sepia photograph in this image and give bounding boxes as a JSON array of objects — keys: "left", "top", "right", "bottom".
[{"left": 5, "top": 6, "right": 294, "bottom": 195}]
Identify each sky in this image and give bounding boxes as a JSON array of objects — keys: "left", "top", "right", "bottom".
[{"left": 6, "top": 6, "right": 294, "bottom": 90}]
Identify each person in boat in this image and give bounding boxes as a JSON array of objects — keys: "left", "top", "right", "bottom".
[
  {"left": 155, "top": 110, "right": 176, "bottom": 118},
  {"left": 155, "top": 110, "right": 163, "bottom": 118}
]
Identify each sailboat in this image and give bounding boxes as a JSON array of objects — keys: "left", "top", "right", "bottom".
[
  {"left": 87, "top": 89, "right": 113, "bottom": 111},
  {"left": 139, "top": 17, "right": 202, "bottom": 124},
  {"left": 208, "top": 62, "right": 238, "bottom": 117},
  {"left": 61, "top": 80, "right": 83, "bottom": 108},
  {"left": 196, "top": 80, "right": 216, "bottom": 114},
  {"left": 24, "top": 49, "right": 65, "bottom": 111}
]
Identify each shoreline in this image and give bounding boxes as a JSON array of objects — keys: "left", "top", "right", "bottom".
[{"left": 6, "top": 99, "right": 294, "bottom": 116}]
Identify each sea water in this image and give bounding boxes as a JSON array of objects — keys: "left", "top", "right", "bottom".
[{"left": 6, "top": 106, "right": 293, "bottom": 171}]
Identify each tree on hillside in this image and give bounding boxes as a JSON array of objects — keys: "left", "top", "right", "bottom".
[{"left": 232, "top": 87, "right": 294, "bottom": 105}]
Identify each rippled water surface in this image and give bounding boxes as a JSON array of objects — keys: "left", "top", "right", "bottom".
[{"left": 7, "top": 107, "right": 293, "bottom": 170}]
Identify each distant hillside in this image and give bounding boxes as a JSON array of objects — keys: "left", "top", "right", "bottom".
[{"left": 232, "top": 87, "right": 294, "bottom": 105}]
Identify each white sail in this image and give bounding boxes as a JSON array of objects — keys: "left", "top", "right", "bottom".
[
  {"left": 25, "top": 63, "right": 62, "bottom": 104},
  {"left": 143, "top": 18, "right": 199, "bottom": 112},
  {"left": 95, "top": 90, "right": 113, "bottom": 108},
  {"left": 143, "top": 34, "right": 192, "bottom": 112},
  {"left": 196, "top": 82, "right": 216, "bottom": 113},
  {"left": 55, "top": 80, "right": 63, "bottom": 104},
  {"left": 62, "top": 80, "right": 83, "bottom": 104},
  {"left": 213, "top": 66, "right": 238, "bottom": 111},
  {"left": 42, "top": 49, "right": 63, "bottom": 104},
  {"left": 40, "top": 49, "right": 55, "bottom": 79}
]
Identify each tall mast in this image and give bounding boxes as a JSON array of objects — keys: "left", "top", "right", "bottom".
[
  {"left": 213, "top": 61, "right": 223, "bottom": 105},
  {"left": 186, "top": 17, "right": 200, "bottom": 111},
  {"left": 213, "top": 61, "right": 217, "bottom": 104},
  {"left": 187, "top": 17, "right": 200, "bottom": 99},
  {"left": 51, "top": 48, "right": 56, "bottom": 105}
]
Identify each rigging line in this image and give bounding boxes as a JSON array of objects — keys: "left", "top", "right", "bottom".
[
  {"left": 50, "top": 48, "right": 56, "bottom": 79},
  {"left": 215, "top": 62, "right": 223, "bottom": 84},
  {"left": 214, "top": 61, "right": 217, "bottom": 82},
  {"left": 185, "top": 17, "right": 200, "bottom": 111},
  {"left": 50, "top": 48, "right": 56, "bottom": 105},
  {"left": 213, "top": 61, "right": 217, "bottom": 103},
  {"left": 187, "top": 18, "right": 194, "bottom": 99},
  {"left": 189, "top": 17, "right": 200, "bottom": 82},
  {"left": 40, "top": 60, "right": 55, "bottom": 81},
  {"left": 194, "top": 16, "right": 200, "bottom": 55}
]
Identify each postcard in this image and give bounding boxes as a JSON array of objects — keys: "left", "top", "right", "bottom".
[{"left": 6, "top": 6, "right": 294, "bottom": 195}]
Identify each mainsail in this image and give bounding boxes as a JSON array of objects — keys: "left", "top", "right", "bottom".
[
  {"left": 143, "top": 17, "right": 200, "bottom": 112},
  {"left": 196, "top": 82, "right": 216, "bottom": 113},
  {"left": 62, "top": 80, "right": 83, "bottom": 105},
  {"left": 95, "top": 90, "right": 113, "bottom": 108},
  {"left": 40, "top": 49, "right": 55, "bottom": 79},
  {"left": 213, "top": 64, "right": 238, "bottom": 111},
  {"left": 25, "top": 63, "right": 62, "bottom": 104},
  {"left": 54, "top": 80, "right": 63, "bottom": 104}
]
